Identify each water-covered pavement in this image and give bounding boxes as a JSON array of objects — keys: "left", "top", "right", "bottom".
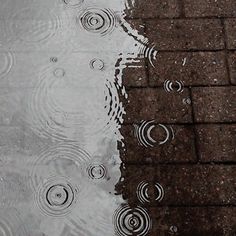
[{"left": 0, "top": 0, "right": 235, "bottom": 235}]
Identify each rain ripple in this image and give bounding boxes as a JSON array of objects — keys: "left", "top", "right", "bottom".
[
  {"left": 113, "top": 205, "right": 152, "bottom": 236},
  {"left": 7, "top": 7, "right": 64, "bottom": 46},
  {"left": 136, "top": 181, "right": 164, "bottom": 204},
  {"left": 134, "top": 120, "right": 175, "bottom": 147},
  {"left": 30, "top": 142, "right": 91, "bottom": 191},
  {"left": 36, "top": 176, "right": 79, "bottom": 217},
  {"left": 27, "top": 67, "right": 125, "bottom": 142},
  {"left": 0, "top": 209, "right": 28, "bottom": 236},
  {"left": 0, "top": 51, "right": 14, "bottom": 80},
  {"left": 78, "top": 7, "right": 119, "bottom": 36},
  {"left": 63, "top": 0, "right": 84, "bottom": 8}
]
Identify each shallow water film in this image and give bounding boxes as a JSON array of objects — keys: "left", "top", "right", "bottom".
[{"left": 0, "top": 0, "right": 236, "bottom": 235}]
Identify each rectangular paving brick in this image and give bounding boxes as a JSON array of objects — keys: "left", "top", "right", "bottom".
[
  {"left": 196, "top": 124, "right": 236, "bottom": 162},
  {"left": 122, "top": 20, "right": 148, "bottom": 87},
  {"left": 145, "top": 19, "right": 224, "bottom": 51},
  {"left": 225, "top": 19, "right": 236, "bottom": 49},
  {"left": 120, "top": 124, "right": 197, "bottom": 163},
  {"left": 124, "top": 88, "right": 193, "bottom": 123},
  {"left": 123, "top": 58, "right": 148, "bottom": 87},
  {"left": 192, "top": 87, "right": 236, "bottom": 122},
  {"left": 183, "top": 0, "right": 236, "bottom": 17},
  {"left": 149, "top": 51, "right": 228, "bottom": 86},
  {"left": 228, "top": 51, "right": 236, "bottom": 84},
  {"left": 120, "top": 165, "right": 236, "bottom": 206},
  {"left": 149, "top": 207, "right": 236, "bottom": 236},
  {"left": 125, "top": 0, "right": 180, "bottom": 19}
]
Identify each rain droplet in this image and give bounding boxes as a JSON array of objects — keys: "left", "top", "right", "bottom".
[
  {"left": 87, "top": 163, "right": 107, "bottom": 180},
  {"left": 30, "top": 142, "right": 91, "bottom": 191},
  {"left": 134, "top": 121, "right": 174, "bottom": 147},
  {"left": 113, "top": 205, "right": 152, "bottom": 236},
  {"left": 136, "top": 181, "right": 164, "bottom": 204},
  {"left": 182, "top": 98, "right": 191, "bottom": 105},
  {"left": 53, "top": 68, "right": 65, "bottom": 78},
  {"left": 164, "top": 80, "right": 184, "bottom": 93},
  {"left": 169, "top": 225, "right": 178, "bottom": 234},
  {"left": 90, "top": 59, "right": 105, "bottom": 71},
  {"left": 50, "top": 57, "right": 58, "bottom": 63},
  {"left": 36, "top": 177, "right": 78, "bottom": 217},
  {"left": 78, "top": 8, "right": 118, "bottom": 36}
]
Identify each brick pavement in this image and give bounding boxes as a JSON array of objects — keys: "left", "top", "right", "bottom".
[{"left": 121, "top": 1, "right": 236, "bottom": 235}]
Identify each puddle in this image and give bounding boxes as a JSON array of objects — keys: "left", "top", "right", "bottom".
[{"left": 0, "top": 0, "right": 159, "bottom": 235}]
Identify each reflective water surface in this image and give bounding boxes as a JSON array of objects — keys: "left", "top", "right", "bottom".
[{"left": 0, "top": 0, "right": 158, "bottom": 235}]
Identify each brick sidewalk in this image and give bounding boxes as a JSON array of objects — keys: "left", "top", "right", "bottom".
[{"left": 121, "top": 1, "right": 236, "bottom": 235}]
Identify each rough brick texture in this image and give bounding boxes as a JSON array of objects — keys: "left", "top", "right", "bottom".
[
  {"left": 228, "top": 51, "right": 236, "bottom": 84},
  {"left": 225, "top": 19, "right": 236, "bottom": 49},
  {"left": 149, "top": 52, "right": 228, "bottom": 86},
  {"left": 125, "top": 0, "right": 180, "bottom": 19},
  {"left": 149, "top": 207, "right": 236, "bottom": 236},
  {"left": 119, "top": 165, "right": 236, "bottom": 206},
  {"left": 119, "top": 1, "right": 236, "bottom": 235},
  {"left": 120, "top": 125, "right": 197, "bottom": 163},
  {"left": 123, "top": 59, "right": 148, "bottom": 87},
  {"left": 184, "top": 0, "right": 236, "bottom": 17},
  {"left": 196, "top": 124, "right": 236, "bottom": 162},
  {"left": 145, "top": 19, "right": 224, "bottom": 50},
  {"left": 192, "top": 87, "right": 236, "bottom": 122},
  {"left": 124, "top": 88, "right": 192, "bottom": 123}
]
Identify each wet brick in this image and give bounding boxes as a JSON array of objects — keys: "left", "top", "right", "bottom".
[
  {"left": 149, "top": 51, "right": 228, "bottom": 86},
  {"left": 145, "top": 19, "right": 224, "bottom": 50},
  {"left": 121, "top": 20, "right": 148, "bottom": 87},
  {"left": 196, "top": 124, "right": 236, "bottom": 162},
  {"left": 120, "top": 124, "right": 197, "bottom": 163},
  {"left": 228, "top": 51, "right": 236, "bottom": 84},
  {"left": 123, "top": 58, "right": 147, "bottom": 87},
  {"left": 124, "top": 0, "right": 180, "bottom": 19},
  {"left": 124, "top": 88, "right": 193, "bottom": 123},
  {"left": 225, "top": 19, "right": 236, "bottom": 49},
  {"left": 149, "top": 207, "right": 236, "bottom": 236},
  {"left": 192, "top": 87, "right": 236, "bottom": 122},
  {"left": 115, "top": 165, "right": 154, "bottom": 201},
  {"left": 120, "top": 165, "right": 236, "bottom": 206},
  {"left": 183, "top": 0, "right": 236, "bottom": 17}
]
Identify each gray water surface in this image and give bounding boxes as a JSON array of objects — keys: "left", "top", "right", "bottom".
[{"left": 0, "top": 0, "right": 158, "bottom": 235}]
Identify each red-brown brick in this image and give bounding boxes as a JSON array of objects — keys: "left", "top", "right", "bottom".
[
  {"left": 125, "top": 0, "right": 180, "bottom": 19},
  {"left": 120, "top": 125, "right": 197, "bottom": 163},
  {"left": 183, "top": 0, "right": 236, "bottom": 17},
  {"left": 149, "top": 207, "right": 236, "bottom": 236},
  {"left": 119, "top": 165, "right": 236, "bottom": 206},
  {"left": 225, "top": 19, "right": 236, "bottom": 49},
  {"left": 149, "top": 51, "right": 228, "bottom": 86},
  {"left": 124, "top": 88, "right": 193, "bottom": 123},
  {"left": 228, "top": 51, "right": 236, "bottom": 84},
  {"left": 145, "top": 19, "right": 224, "bottom": 50},
  {"left": 196, "top": 124, "right": 236, "bottom": 162},
  {"left": 192, "top": 87, "right": 236, "bottom": 122},
  {"left": 123, "top": 59, "right": 147, "bottom": 87}
]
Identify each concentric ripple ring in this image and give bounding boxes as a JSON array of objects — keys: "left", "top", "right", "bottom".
[
  {"left": 36, "top": 177, "right": 78, "bottom": 217},
  {"left": 0, "top": 51, "right": 14, "bottom": 79},
  {"left": 78, "top": 8, "right": 118, "bottom": 36},
  {"left": 113, "top": 205, "right": 152, "bottom": 236}
]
